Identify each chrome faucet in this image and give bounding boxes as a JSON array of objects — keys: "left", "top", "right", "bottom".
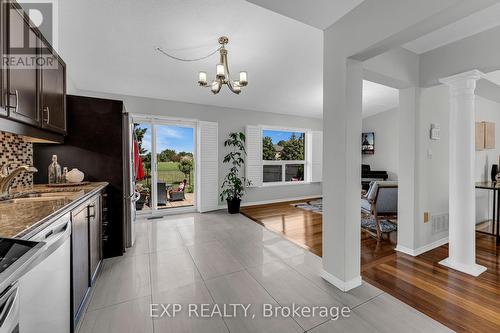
[{"left": 0, "top": 164, "right": 38, "bottom": 197}]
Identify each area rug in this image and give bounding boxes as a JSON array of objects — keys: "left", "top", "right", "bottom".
[
  {"left": 292, "top": 199, "right": 397, "bottom": 233},
  {"left": 292, "top": 199, "right": 323, "bottom": 214}
]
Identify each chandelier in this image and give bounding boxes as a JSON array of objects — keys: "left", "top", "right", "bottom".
[{"left": 197, "top": 36, "right": 248, "bottom": 95}]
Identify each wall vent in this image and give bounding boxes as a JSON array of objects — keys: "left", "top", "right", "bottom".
[{"left": 431, "top": 213, "right": 449, "bottom": 234}]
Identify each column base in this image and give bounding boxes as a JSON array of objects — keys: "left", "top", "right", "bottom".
[
  {"left": 439, "top": 258, "right": 487, "bottom": 276},
  {"left": 320, "top": 270, "right": 362, "bottom": 292}
]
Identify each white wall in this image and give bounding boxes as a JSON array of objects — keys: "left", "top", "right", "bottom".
[
  {"left": 417, "top": 85, "right": 450, "bottom": 248},
  {"left": 74, "top": 89, "right": 323, "bottom": 205},
  {"left": 416, "top": 86, "right": 500, "bottom": 249},
  {"left": 475, "top": 95, "right": 500, "bottom": 223},
  {"left": 362, "top": 108, "right": 399, "bottom": 180}
]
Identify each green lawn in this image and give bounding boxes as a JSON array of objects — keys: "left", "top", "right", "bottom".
[{"left": 156, "top": 162, "right": 194, "bottom": 186}]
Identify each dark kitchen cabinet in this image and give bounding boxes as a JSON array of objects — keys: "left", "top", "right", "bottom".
[
  {"left": 89, "top": 195, "right": 102, "bottom": 284},
  {"left": 0, "top": 0, "right": 7, "bottom": 117},
  {"left": 6, "top": 2, "right": 40, "bottom": 126},
  {"left": 40, "top": 38, "right": 66, "bottom": 134},
  {"left": 0, "top": 0, "right": 66, "bottom": 139},
  {"left": 70, "top": 192, "right": 104, "bottom": 331},
  {"left": 71, "top": 203, "right": 90, "bottom": 323}
]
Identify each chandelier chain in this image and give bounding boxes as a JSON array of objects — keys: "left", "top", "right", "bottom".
[{"left": 155, "top": 46, "right": 222, "bottom": 62}]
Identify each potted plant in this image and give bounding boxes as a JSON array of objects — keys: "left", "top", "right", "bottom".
[
  {"left": 220, "top": 132, "right": 251, "bottom": 214},
  {"left": 135, "top": 183, "right": 149, "bottom": 211}
]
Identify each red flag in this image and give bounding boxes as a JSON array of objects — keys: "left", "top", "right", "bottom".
[{"left": 134, "top": 141, "right": 145, "bottom": 181}]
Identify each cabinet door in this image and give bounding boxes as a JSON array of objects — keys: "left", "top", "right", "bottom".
[
  {"left": 89, "top": 195, "right": 102, "bottom": 284},
  {"left": 0, "top": 0, "right": 7, "bottom": 117},
  {"left": 6, "top": 4, "right": 39, "bottom": 126},
  {"left": 71, "top": 205, "right": 89, "bottom": 321},
  {"left": 40, "top": 39, "right": 66, "bottom": 134}
]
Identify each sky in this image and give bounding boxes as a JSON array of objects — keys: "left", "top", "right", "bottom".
[
  {"left": 136, "top": 124, "right": 194, "bottom": 154},
  {"left": 263, "top": 129, "right": 304, "bottom": 144}
]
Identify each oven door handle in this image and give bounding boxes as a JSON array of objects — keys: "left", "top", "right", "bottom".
[{"left": 0, "top": 282, "right": 18, "bottom": 329}]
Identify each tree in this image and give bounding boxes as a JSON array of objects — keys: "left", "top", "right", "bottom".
[
  {"left": 277, "top": 140, "right": 287, "bottom": 147},
  {"left": 262, "top": 136, "right": 276, "bottom": 160},
  {"left": 281, "top": 132, "right": 305, "bottom": 160},
  {"left": 178, "top": 151, "right": 193, "bottom": 158},
  {"left": 134, "top": 125, "right": 148, "bottom": 155},
  {"left": 178, "top": 156, "right": 193, "bottom": 185},
  {"left": 158, "top": 149, "right": 177, "bottom": 162}
]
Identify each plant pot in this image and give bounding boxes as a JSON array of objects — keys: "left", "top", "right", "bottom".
[
  {"left": 227, "top": 198, "right": 241, "bottom": 214},
  {"left": 136, "top": 195, "right": 146, "bottom": 211}
]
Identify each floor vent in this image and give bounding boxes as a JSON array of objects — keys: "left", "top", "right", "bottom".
[
  {"left": 431, "top": 213, "right": 449, "bottom": 233},
  {"left": 147, "top": 215, "right": 165, "bottom": 220}
]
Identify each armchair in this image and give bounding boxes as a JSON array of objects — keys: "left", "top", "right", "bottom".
[{"left": 361, "top": 181, "right": 398, "bottom": 239}]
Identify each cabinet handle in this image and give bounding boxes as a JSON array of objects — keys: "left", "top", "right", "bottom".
[
  {"left": 88, "top": 204, "right": 96, "bottom": 218},
  {"left": 7, "top": 90, "right": 18, "bottom": 111},
  {"left": 43, "top": 106, "right": 50, "bottom": 124}
]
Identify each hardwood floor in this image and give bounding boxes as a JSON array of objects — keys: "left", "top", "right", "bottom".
[
  {"left": 241, "top": 199, "right": 500, "bottom": 333},
  {"left": 241, "top": 198, "right": 324, "bottom": 256}
]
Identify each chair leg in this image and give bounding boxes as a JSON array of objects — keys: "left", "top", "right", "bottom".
[{"left": 374, "top": 214, "right": 382, "bottom": 240}]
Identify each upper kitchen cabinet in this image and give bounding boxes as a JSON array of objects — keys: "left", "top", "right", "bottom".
[
  {"left": 0, "top": 0, "right": 66, "bottom": 137},
  {"left": 40, "top": 38, "right": 66, "bottom": 134},
  {"left": 6, "top": 2, "right": 40, "bottom": 126},
  {"left": 0, "top": 0, "right": 8, "bottom": 117}
]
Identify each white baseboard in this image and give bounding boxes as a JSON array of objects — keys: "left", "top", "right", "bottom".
[
  {"left": 395, "top": 237, "right": 449, "bottom": 256},
  {"left": 216, "top": 195, "right": 321, "bottom": 211},
  {"left": 320, "top": 270, "right": 362, "bottom": 292},
  {"left": 439, "top": 258, "right": 487, "bottom": 276}
]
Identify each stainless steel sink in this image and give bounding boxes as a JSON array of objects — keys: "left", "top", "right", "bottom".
[{"left": 0, "top": 191, "right": 83, "bottom": 204}]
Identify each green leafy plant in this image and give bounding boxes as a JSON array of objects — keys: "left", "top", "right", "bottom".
[
  {"left": 220, "top": 132, "right": 251, "bottom": 202},
  {"left": 178, "top": 156, "right": 193, "bottom": 185}
]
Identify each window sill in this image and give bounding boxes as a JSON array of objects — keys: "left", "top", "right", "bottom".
[{"left": 261, "top": 181, "right": 311, "bottom": 188}]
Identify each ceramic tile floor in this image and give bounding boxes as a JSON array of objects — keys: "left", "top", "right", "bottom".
[{"left": 77, "top": 211, "right": 454, "bottom": 333}]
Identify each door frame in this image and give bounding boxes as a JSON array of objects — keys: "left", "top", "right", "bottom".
[{"left": 131, "top": 113, "right": 198, "bottom": 217}]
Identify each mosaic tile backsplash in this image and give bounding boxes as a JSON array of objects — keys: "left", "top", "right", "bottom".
[{"left": 0, "top": 131, "right": 34, "bottom": 190}]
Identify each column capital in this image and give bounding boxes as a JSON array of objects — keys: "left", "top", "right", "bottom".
[{"left": 439, "top": 70, "right": 484, "bottom": 86}]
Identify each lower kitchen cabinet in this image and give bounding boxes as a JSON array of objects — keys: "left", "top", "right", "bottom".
[
  {"left": 89, "top": 195, "right": 102, "bottom": 283},
  {"left": 71, "top": 203, "right": 89, "bottom": 324},
  {"left": 71, "top": 191, "right": 104, "bottom": 331}
]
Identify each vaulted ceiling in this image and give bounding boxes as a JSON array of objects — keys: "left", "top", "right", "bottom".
[{"left": 58, "top": 0, "right": 500, "bottom": 119}]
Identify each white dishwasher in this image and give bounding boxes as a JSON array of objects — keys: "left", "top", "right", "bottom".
[{"left": 19, "top": 213, "right": 72, "bottom": 333}]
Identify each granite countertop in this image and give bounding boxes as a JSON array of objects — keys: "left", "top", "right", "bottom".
[{"left": 0, "top": 182, "right": 108, "bottom": 239}]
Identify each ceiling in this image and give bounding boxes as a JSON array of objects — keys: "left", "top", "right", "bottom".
[
  {"left": 402, "top": 2, "right": 500, "bottom": 54},
  {"left": 58, "top": 0, "right": 400, "bottom": 119},
  {"left": 58, "top": 0, "right": 324, "bottom": 118},
  {"left": 362, "top": 81, "right": 399, "bottom": 118},
  {"left": 484, "top": 69, "right": 500, "bottom": 86},
  {"left": 245, "top": 0, "right": 364, "bottom": 30}
]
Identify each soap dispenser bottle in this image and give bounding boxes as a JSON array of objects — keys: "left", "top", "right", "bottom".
[{"left": 48, "top": 155, "right": 62, "bottom": 184}]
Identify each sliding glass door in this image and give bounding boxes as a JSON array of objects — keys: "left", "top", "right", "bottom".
[
  {"left": 133, "top": 117, "right": 196, "bottom": 215},
  {"left": 155, "top": 125, "right": 195, "bottom": 210}
]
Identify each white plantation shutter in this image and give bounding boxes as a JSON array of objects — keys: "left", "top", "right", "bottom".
[
  {"left": 245, "top": 125, "right": 263, "bottom": 187},
  {"left": 308, "top": 131, "right": 323, "bottom": 182},
  {"left": 197, "top": 121, "right": 219, "bottom": 212}
]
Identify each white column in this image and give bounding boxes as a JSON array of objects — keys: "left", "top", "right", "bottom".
[
  {"left": 395, "top": 87, "right": 419, "bottom": 254},
  {"left": 439, "top": 70, "right": 486, "bottom": 276},
  {"left": 321, "top": 58, "right": 363, "bottom": 291}
]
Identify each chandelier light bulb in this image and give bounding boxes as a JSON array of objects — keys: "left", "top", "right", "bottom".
[
  {"left": 198, "top": 71, "right": 207, "bottom": 86},
  {"left": 211, "top": 80, "right": 221, "bottom": 94},
  {"left": 216, "top": 64, "right": 225, "bottom": 78},
  {"left": 239, "top": 71, "right": 248, "bottom": 86}
]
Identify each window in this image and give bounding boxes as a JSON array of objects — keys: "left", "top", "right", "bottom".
[{"left": 262, "top": 129, "right": 306, "bottom": 184}]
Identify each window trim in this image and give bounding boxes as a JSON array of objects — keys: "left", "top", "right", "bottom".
[{"left": 261, "top": 127, "right": 309, "bottom": 186}]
